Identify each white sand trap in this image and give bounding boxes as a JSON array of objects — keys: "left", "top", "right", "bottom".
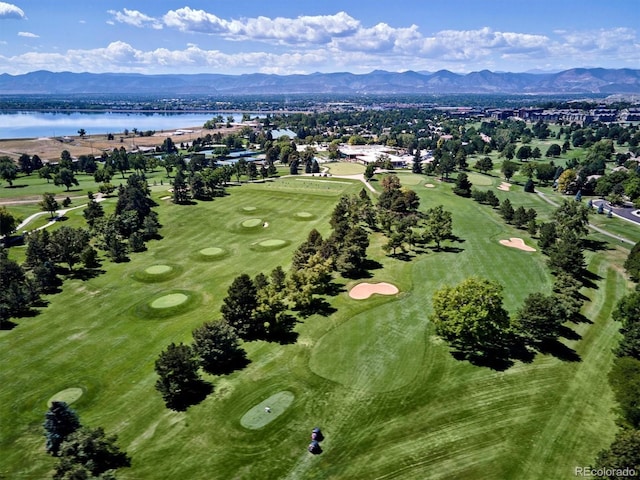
[
  {"left": 497, "top": 182, "right": 512, "bottom": 191},
  {"left": 425, "top": 183, "right": 435, "bottom": 188},
  {"left": 349, "top": 282, "right": 399, "bottom": 300},
  {"left": 160, "top": 196, "right": 171, "bottom": 200},
  {"left": 263, "top": 222, "right": 269, "bottom": 228},
  {"left": 499, "top": 237, "right": 536, "bottom": 252}
]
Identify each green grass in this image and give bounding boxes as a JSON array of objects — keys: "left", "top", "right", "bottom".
[
  {"left": 0, "top": 169, "right": 631, "bottom": 479},
  {"left": 325, "top": 161, "right": 365, "bottom": 175}
]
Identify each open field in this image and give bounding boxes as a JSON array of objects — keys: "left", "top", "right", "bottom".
[{"left": 0, "top": 162, "right": 633, "bottom": 479}]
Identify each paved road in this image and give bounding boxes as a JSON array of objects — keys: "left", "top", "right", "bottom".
[{"left": 536, "top": 191, "right": 634, "bottom": 245}]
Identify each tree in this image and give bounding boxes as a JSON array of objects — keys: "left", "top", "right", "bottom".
[
  {"left": 220, "top": 274, "right": 260, "bottom": 339},
  {"left": 154, "top": 343, "right": 202, "bottom": 410},
  {"left": 422, "top": 205, "right": 453, "bottom": 250},
  {"left": 39, "top": 165, "right": 53, "bottom": 183},
  {"left": 364, "top": 163, "right": 376, "bottom": 181},
  {"left": 500, "top": 160, "right": 518, "bottom": 181},
  {"left": 0, "top": 156, "right": 18, "bottom": 186},
  {"left": 513, "top": 206, "right": 529, "bottom": 228},
  {"left": 40, "top": 192, "right": 59, "bottom": 219},
  {"left": 18, "top": 153, "right": 33, "bottom": 175},
  {"left": 514, "top": 293, "right": 564, "bottom": 345},
  {"left": 474, "top": 156, "right": 493, "bottom": 174},
  {"left": 613, "top": 292, "right": 640, "bottom": 360},
  {"left": 77, "top": 128, "right": 86, "bottom": 138},
  {"left": 192, "top": 321, "right": 246, "bottom": 375},
  {"left": 594, "top": 429, "right": 640, "bottom": 476},
  {"left": 624, "top": 242, "right": 640, "bottom": 282},
  {"left": 54, "top": 168, "right": 79, "bottom": 191},
  {"left": 537, "top": 222, "right": 557, "bottom": 253},
  {"left": 452, "top": 172, "right": 472, "bottom": 197},
  {"left": 431, "top": 277, "right": 511, "bottom": 355},
  {"left": 44, "top": 401, "right": 81, "bottom": 456},
  {"left": 556, "top": 168, "right": 577, "bottom": 194},
  {"left": 54, "top": 426, "right": 130, "bottom": 479},
  {"left": 0, "top": 207, "right": 18, "bottom": 244},
  {"left": 547, "top": 232, "right": 586, "bottom": 276},
  {"left": 49, "top": 227, "right": 90, "bottom": 270},
  {"left": 545, "top": 144, "right": 561, "bottom": 157},
  {"left": 608, "top": 356, "right": 640, "bottom": 429},
  {"left": 83, "top": 199, "right": 104, "bottom": 228},
  {"left": 172, "top": 169, "right": 190, "bottom": 204},
  {"left": 499, "top": 198, "right": 515, "bottom": 223},
  {"left": 516, "top": 145, "right": 532, "bottom": 161},
  {"left": 553, "top": 200, "right": 590, "bottom": 238}
]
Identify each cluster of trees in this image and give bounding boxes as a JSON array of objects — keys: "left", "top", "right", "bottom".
[
  {"left": 87, "top": 174, "right": 160, "bottom": 262},
  {"left": 432, "top": 199, "right": 590, "bottom": 365},
  {"left": 43, "top": 401, "right": 130, "bottom": 479},
  {"left": 0, "top": 247, "right": 40, "bottom": 329}
]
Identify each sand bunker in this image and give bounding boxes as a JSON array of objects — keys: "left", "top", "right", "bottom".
[
  {"left": 499, "top": 237, "right": 536, "bottom": 252},
  {"left": 295, "top": 211, "right": 314, "bottom": 219},
  {"left": 242, "top": 206, "right": 257, "bottom": 212},
  {"left": 160, "top": 196, "right": 171, "bottom": 200},
  {"left": 349, "top": 282, "right": 399, "bottom": 300},
  {"left": 425, "top": 183, "right": 435, "bottom": 188},
  {"left": 497, "top": 182, "right": 512, "bottom": 191}
]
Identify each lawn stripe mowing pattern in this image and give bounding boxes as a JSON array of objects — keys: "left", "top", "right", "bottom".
[{"left": 0, "top": 170, "right": 627, "bottom": 479}]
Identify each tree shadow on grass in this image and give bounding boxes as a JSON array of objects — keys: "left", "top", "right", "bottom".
[
  {"left": 571, "top": 313, "right": 593, "bottom": 324},
  {"left": 295, "top": 298, "right": 337, "bottom": 318},
  {"left": 68, "top": 268, "right": 106, "bottom": 281},
  {"left": 206, "top": 354, "right": 251, "bottom": 376},
  {"left": 167, "top": 380, "right": 213, "bottom": 412},
  {"left": 558, "top": 324, "right": 582, "bottom": 341},
  {"left": 388, "top": 252, "right": 414, "bottom": 262},
  {"left": 537, "top": 339, "right": 581, "bottom": 362},
  {"left": 439, "top": 245, "right": 465, "bottom": 254},
  {"left": 583, "top": 238, "right": 610, "bottom": 252},
  {"left": 0, "top": 319, "right": 18, "bottom": 330},
  {"left": 451, "top": 340, "right": 535, "bottom": 371},
  {"left": 580, "top": 269, "right": 603, "bottom": 289}
]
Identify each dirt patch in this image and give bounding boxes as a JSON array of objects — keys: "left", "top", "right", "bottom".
[
  {"left": 499, "top": 237, "right": 536, "bottom": 252},
  {"left": 497, "top": 182, "right": 512, "bottom": 191},
  {"left": 349, "top": 282, "right": 399, "bottom": 300}
]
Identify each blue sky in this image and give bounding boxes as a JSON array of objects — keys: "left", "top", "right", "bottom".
[{"left": 0, "top": 0, "right": 638, "bottom": 75}]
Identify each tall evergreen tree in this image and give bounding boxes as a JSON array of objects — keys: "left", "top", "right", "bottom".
[{"left": 44, "top": 401, "right": 81, "bottom": 456}]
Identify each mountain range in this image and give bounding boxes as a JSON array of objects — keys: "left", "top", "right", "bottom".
[{"left": 0, "top": 68, "right": 639, "bottom": 95}]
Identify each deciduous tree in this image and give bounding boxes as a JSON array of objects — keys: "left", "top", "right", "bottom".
[{"left": 431, "top": 277, "right": 512, "bottom": 355}]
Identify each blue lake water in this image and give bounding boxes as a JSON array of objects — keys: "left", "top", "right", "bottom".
[{"left": 0, "top": 111, "right": 247, "bottom": 139}]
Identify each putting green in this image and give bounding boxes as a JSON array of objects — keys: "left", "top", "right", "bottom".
[
  {"left": 151, "top": 293, "right": 188, "bottom": 309},
  {"left": 145, "top": 265, "right": 172, "bottom": 275},
  {"left": 466, "top": 172, "right": 494, "bottom": 186},
  {"left": 240, "top": 391, "right": 295, "bottom": 430},
  {"left": 258, "top": 239, "right": 286, "bottom": 247},
  {"left": 242, "top": 218, "right": 263, "bottom": 228},
  {"left": 48, "top": 387, "right": 83, "bottom": 407},
  {"left": 199, "top": 247, "right": 225, "bottom": 257},
  {"left": 295, "top": 211, "right": 314, "bottom": 219},
  {"left": 242, "top": 206, "right": 257, "bottom": 212}
]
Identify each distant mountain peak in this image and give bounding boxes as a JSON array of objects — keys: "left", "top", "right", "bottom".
[{"left": 0, "top": 68, "right": 638, "bottom": 95}]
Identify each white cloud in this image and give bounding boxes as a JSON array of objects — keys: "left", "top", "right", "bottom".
[
  {"left": 162, "top": 8, "right": 359, "bottom": 45},
  {"left": 108, "top": 8, "right": 162, "bottom": 29},
  {"left": 18, "top": 31, "right": 38, "bottom": 38},
  {"left": 0, "top": 1, "right": 24, "bottom": 19}
]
